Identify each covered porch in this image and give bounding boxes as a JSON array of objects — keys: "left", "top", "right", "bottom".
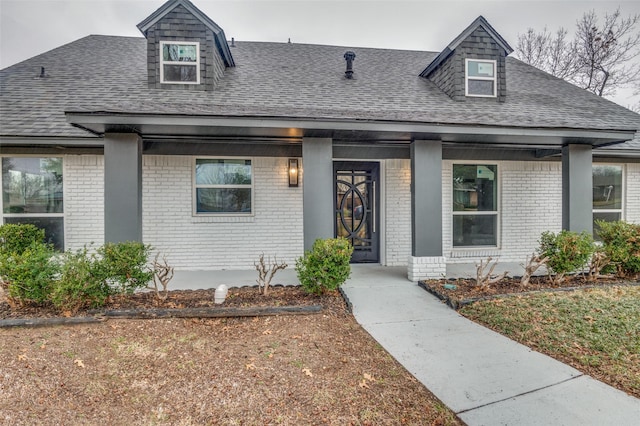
[
  {"left": 168, "top": 262, "right": 538, "bottom": 290},
  {"left": 59, "top": 112, "right": 636, "bottom": 281}
]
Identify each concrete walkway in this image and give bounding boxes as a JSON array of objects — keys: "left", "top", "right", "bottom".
[{"left": 342, "top": 265, "right": 640, "bottom": 425}]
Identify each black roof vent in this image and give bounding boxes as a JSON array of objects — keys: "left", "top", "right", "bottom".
[
  {"left": 344, "top": 51, "right": 356, "bottom": 79},
  {"left": 37, "top": 66, "right": 49, "bottom": 79}
]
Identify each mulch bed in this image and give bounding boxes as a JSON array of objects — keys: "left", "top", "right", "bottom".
[
  {"left": 421, "top": 275, "right": 640, "bottom": 309},
  {"left": 0, "top": 285, "right": 343, "bottom": 324}
]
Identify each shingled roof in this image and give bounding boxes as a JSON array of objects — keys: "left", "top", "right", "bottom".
[{"left": 1, "top": 35, "right": 639, "bottom": 145}]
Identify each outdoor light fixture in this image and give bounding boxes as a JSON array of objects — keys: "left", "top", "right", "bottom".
[{"left": 288, "top": 158, "right": 299, "bottom": 187}]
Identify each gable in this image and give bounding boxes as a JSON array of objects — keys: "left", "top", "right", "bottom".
[
  {"left": 420, "top": 16, "right": 511, "bottom": 102},
  {"left": 137, "top": 0, "right": 234, "bottom": 91}
]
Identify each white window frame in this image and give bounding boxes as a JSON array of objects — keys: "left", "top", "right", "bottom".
[
  {"left": 592, "top": 164, "right": 625, "bottom": 232},
  {"left": 0, "top": 155, "right": 65, "bottom": 250},
  {"left": 160, "top": 41, "right": 200, "bottom": 84},
  {"left": 193, "top": 157, "right": 254, "bottom": 216},
  {"left": 465, "top": 59, "right": 497, "bottom": 98},
  {"left": 452, "top": 162, "right": 500, "bottom": 249}
]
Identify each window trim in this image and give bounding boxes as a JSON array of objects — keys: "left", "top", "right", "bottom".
[
  {"left": 452, "top": 162, "right": 500, "bottom": 249},
  {"left": 192, "top": 157, "right": 254, "bottom": 217},
  {"left": 592, "top": 163, "right": 625, "bottom": 233},
  {"left": 1, "top": 155, "right": 65, "bottom": 250},
  {"left": 160, "top": 41, "right": 200, "bottom": 85},
  {"left": 465, "top": 58, "right": 497, "bottom": 98}
]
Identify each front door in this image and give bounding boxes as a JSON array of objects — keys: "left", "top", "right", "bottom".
[{"left": 334, "top": 161, "right": 380, "bottom": 263}]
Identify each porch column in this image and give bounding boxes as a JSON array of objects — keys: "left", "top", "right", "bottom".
[
  {"left": 562, "top": 144, "right": 592, "bottom": 234},
  {"left": 408, "top": 140, "right": 445, "bottom": 281},
  {"left": 104, "top": 133, "right": 143, "bottom": 243},
  {"left": 302, "top": 137, "right": 334, "bottom": 251}
]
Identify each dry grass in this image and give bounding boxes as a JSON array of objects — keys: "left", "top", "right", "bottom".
[
  {"left": 0, "top": 311, "right": 460, "bottom": 425},
  {"left": 460, "top": 285, "right": 640, "bottom": 398}
]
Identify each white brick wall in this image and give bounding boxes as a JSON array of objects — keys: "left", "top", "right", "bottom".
[
  {"left": 445, "top": 160, "right": 564, "bottom": 263},
  {"left": 384, "top": 159, "right": 412, "bottom": 265},
  {"left": 49, "top": 154, "right": 640, "bottom": 271},
  {"left": 386, "top": 159, "right": 565, "bottom": 266},
  {"left": 142, "top": 156, "right": 303, "bottom": 270},
  {"left": 408, "top": 256, "right": 446, "bottom": 281},
  {"left": 497, "top": 161, "right": 563, "bottom": 262},
  {"left": 626, "top": 163, "right": 640, "bottom": 224},
  {"left": 64, "top": 155, "right": 104, "bottom": 250}
]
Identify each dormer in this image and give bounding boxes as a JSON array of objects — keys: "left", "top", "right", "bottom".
[
  {"left": 137, "top": 0, "right": 234, "bottom": 91},
  {"left": 420, "top": 16, "right": 512, "bottom": 102}
]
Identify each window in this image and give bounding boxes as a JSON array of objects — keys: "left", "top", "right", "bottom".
[
  {"left": 453, "top": 164, "right": 498, "bottom": 247},
  {"left": 194, "top": 159, "right": 252, "bottom": 214},
  {"left": 593, "top": 164, "right": 623, "bottom": 238},
  {"left": 465, "top": 59, "right": 497, "bottom": 97},
  {"left": 1, "top": 157, "right": 64, "bottom": 250},
  {"left": 160, "top": 41, "right": 200, "bottom": 84}
]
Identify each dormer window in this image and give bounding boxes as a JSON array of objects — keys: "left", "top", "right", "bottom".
[
  {"left": 160, "top": 41, "right": 200, "bottom": 84},
  {"left": 466, "top": 59, "right": 497, "bottom": 97}
]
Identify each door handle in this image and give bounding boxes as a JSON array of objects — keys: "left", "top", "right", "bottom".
[{"left": 372, "top": 180, "right": 376, "bottom": 234}]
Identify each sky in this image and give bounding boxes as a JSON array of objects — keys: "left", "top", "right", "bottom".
[{"left": 1, "top": 0, "right": 639, "bottom": 108}]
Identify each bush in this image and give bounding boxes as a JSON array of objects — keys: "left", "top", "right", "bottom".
[
  {"left": 51, "top": 247, "right": 111, "bottom": 312},
  {"left": 1, "top": 241, "right": 59, "bottom": 304},
  {"left": 596, "top": 220, "right": 640, "bottom": 278},
  {"left": 0, "top": 223, "right": 45, "bottom": 256},
  {"left": 296, "top": 238, "right": 353, "bottom": 295},
  {"left": 539, "top": 230, "right": 594, "bottom": 283},
  {"left": 96, "top": 242, "right": 153, "bottom": 295}
]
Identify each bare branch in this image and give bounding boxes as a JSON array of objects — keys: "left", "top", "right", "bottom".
[
  {"left": 516, "top": 7, "right": 640, "bottom": 97},
  {"left": 476, "top": 257, "right": 508, "bottom": 289},
  {"left": 520, "top": 253, "right": 548, "bottom": 287},
  {"left": 255, "top": 253, "right": 287, "bottom": 295},
  {"left": 148, "top": 253, "right": 174, "bottom": 301}
]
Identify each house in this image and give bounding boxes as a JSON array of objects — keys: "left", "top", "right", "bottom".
[{"left": 1, "top": 0, "right": 639, "bottom": 281}]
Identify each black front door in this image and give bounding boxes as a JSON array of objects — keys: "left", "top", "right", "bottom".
[{"left": 334, "top": 161, "right": 380, "bottom": 263}]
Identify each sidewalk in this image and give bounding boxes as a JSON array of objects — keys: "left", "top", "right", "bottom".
[{"left": 342, "top": 265, "right": 640, "bottom": 425}]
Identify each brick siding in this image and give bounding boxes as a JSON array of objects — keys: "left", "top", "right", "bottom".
[
  {"left": 64, "top": 155, "right": 105, "bottom": 250},
  {"left": 55, "top": 155, "right": 640, "bottom": 269},
  {"left": 142, "top": 156, "right": 303, "bottom": 270},
  {"left": 626, "top": 163, "right": 640, "bottom": 224}
]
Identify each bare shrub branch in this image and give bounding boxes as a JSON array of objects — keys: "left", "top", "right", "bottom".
[
  {"left": 147, "top": 253, "right": 174, "bottom": 301},
  {"left": 520, "top": 253, "right": 549, "bottom": 287},
  {"left": 475, "top": 257, "right": 508, "bottom": 289},
  {"left": 588, "top": 250, "right": 610, "bottom": 281},
  {"left": 255, "top": 254, "right": 287, "bottom": 295}
]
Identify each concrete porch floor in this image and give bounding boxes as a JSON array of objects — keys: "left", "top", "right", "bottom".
[{"left": 169, "top": 261, "right": 529, "bottom": 290}]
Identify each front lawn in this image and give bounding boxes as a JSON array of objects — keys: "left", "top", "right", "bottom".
[
  {"left": 460, "top": 285, "right": 640, "bottom": 398},
  {"left": 0, "top": 309, "right": 461, "bottom": 425}
]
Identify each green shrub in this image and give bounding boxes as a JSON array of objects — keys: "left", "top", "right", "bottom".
[
  {"left": 296, "top": 238, "right": 353, "bottom": 295},
  {"left": 539, "top": 230, "right": 594, "bottom": 283},
  {"left": 96, "top": 242, "right": 153, "bottom": 295},
  {"left": 596, "top": 220, "right": 640, "bottom": 278},
  {"left": 51, "top": 247, "right": 111, "bottom": 312},
  {"left": 0, "top": 223, "right": 45, "bottom": 256},
  {"left": 1, "top": 241, "right": 59, "bottom": 304}
]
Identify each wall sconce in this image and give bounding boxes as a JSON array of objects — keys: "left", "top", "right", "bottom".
[{"left": 288, "top": 158, "right": 299, "bottom": 187}]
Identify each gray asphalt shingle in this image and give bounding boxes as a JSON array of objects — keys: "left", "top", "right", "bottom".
[{"left": 1, "top": 35, "right": 639, "bottom": 143}]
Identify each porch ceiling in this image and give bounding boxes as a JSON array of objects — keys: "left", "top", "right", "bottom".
[{"left": 65, "top": 112, "right": 635, "bottom": 149}]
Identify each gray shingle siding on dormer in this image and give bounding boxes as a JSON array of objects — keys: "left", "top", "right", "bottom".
[
  {"left": 427, "top": 26, "right": 507, "bottom": 102},
  {"left": 144, "top": 4, "right": 225, "bottom": 90}
]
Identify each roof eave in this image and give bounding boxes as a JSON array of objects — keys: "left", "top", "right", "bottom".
[{"left": 64, "top": 111, "right": 636, "bottom": 149}]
